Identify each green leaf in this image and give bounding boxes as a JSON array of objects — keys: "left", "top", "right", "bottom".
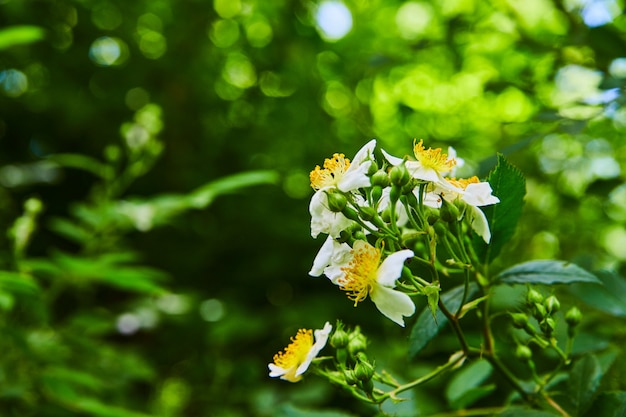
[
  {"left": 0, "top": 25, "right": 46, "bottom": 49},
  {"left": 569, "top": 270, "right": 626, "bottom": 317},
  {"left": 409, "top": 283, "right": 477, "bottom": 358},
  {"left": 582, "top": 391, "right": 626, "bottom": 417},
  {"left": 568, "top": 354, "right": 604, "bottom": 416},
  {"left": 445, "top": 359, "right": 494, "bottom": 409},
  {"left": 472, "top": 153, "right": 526, "bottom": 264},
  {"left": 0, "top": 270, "right": 41, "bottom": 295},
  {"left": 71, "top": 398, "right": 154, "bottom": 417},
  {"left": 495, "top": 260, "right": 601, "bottom": 285}
]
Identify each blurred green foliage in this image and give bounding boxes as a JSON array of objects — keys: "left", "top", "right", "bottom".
[{"left": 1, "top": 0, "right": 625, "bottom": 415}]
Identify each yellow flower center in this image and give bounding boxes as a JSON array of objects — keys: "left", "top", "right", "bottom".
[
  {"left": 413, "top": 139, "right": 456, "bottom": 173},
  {"left": 338, "top": 241, "right": 381, "bottom": 306},
  {"left": 310, "top": 153, "right": 351, "bottom": 190},
  {"left": 272, "top": 329, "right": 313, "bottom": 371},
  {"left": 446, "top": 176, "right": 479, "bottom": 190}
]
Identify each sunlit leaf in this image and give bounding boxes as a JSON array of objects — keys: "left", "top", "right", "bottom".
[
  {"left": 495, "top": 260, "right": 600, "bottom": 285},
  {"left": 0, "top": 270, "right": 41, "bottom": 295}
]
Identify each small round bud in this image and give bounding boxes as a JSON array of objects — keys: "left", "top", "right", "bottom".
[
  {"left": 425, "top": 208, "right": 439, "bottom": 225},
  {"left": 371, "top": 185, "right": 383, "bottom": 203},
  {"left": 341, "top": 206, "right": 360, "bottom": 222},
  {"left": 344, "top": 369, "right": 358, "bottom": 385},
  {"left": 540, "top": 317, "right": 556, "bottom": 336},
  {"left": 389, "top": 164, "right": 410, "bottom": 187},
  {"left": 354, "top": 361, "right": 375, "bottom": 381},
  {"left": 544, "top": 295, "right": 560, "bottom": 314},
  {"left": 330, "top": 329, "right": 349, "bottom": 349},
  {"left": 326, "top": 191, "right": 348, "bottom": 212},
  {"left": 359, "top": 206, "right": 377, "bottom": 222},
  {"left": 565, "top": 306, "right": 582, "bottom": 328},
  {"left": 358, "top": 378, "right": 374, "bottom": 394},
  {"left": 527, "top": 289, "right": 544, "bottom": 306},
  {"left": 347, "top": 332, "right": 367, "bottom": 357},
  {"left": 510, "top": 313, "right": 529, "bottom": 329},
  {"left": 440, "top": 200, "right": 460, "bottom": 223},
  {"left": 532, "top": 303, "right": 547, "bottom": 321},
  {"left": 371, "top": 170, "right": 389, "bottom": 187},
  {"left": 515, "top": 345, "right": 533, "bottom": 361},
  {"left": 367, "top": 160, "right": 379, "bottom": 176}
]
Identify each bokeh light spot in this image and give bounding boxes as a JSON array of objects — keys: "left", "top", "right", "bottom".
[
  {"left": 89, "top": 36, "right": 129, "bottom": 66},
  {"left": 396, "top": 2, "right": 434, "bottom": 40},
  {"left": 125, "top": 87, "right": 150, "bottom": 111},
  {"left": 223, "top": 53, "right": 257, "bottom": 89},
  {"left": 246, "top": 17, "right": 273, "bottom": 48},
  {"left": 315, "top": 1, "right": 353, "bottom": 41},
  {"left": 209, "top": 19, "right": 240, "bottom": 48},
  {"left": 214, "top": 0, "right": 241, "bottom": 19},
  {"left": 0, "top": 69, "right": 28, "bottom": 97},
  {"left": 199, "top": 299, "right": 225, "bottom": 322},
  {"left": 91, "top": 2, "right": 123, "bottom": 30}
]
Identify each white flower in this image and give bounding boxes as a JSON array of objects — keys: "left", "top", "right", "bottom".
[
  {"left": 268, "top": 322, "right": 332, "bottom": 383},
  {"left": 336, "top": 240, "right": 415, "bottom": 326},
  {"left": 382, "top": 139, "right": 457, "bottom": 185},
  {"left": 309, "top": 191, "right": 355, "bottom": 238},
  {"left": 378, "top": 187, "right": 409, "bottom": 227},
  {"left": 309, "top": 139, "right": 376, "bottom": 193}
]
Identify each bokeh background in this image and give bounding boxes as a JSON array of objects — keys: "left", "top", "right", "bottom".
[{"left": 1, "top": 0, "right": 626, "bottom": 416}]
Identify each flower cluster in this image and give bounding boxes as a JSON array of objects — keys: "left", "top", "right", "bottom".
[{"left": 308, "top": 139, "right": 499, "bottom": 326}]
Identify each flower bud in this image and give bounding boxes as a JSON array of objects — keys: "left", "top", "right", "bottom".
[
  {"left": 359, "top": 206, "right": 377, "bottom": 222},
  {"left": 540, "top": 317, "right": 556, "bottom": 336},
  {"left": 347, "top": 332, "right": 367, "bottom": 357},
  {"left": 510, "top": 313, "right": 529, "bottom": 329},
  {"left": 425, "top": 208, "right": 439, "bottom": 225},
  {"left": 358, "top": 378, "right": 374, "bottom": 395},
  {"left": 367, "top": 160, "right": 379, "bottom": 176},
  {"left": 544, "top": 295, "right": 560, "bottom": 314},
  {"left": 565, "top": 306, "right": 582, "bottom": 328},
  {"left": 515, "top": 345, "right": 533, "bottom": 361},
  {"left": 344, "top": 369, "right": 358, "bottom": 385},
  {"left": 330, "top": 329, "right": 349, "bottom": 349},
  {"left": 389, "top": 164, "right": 410, "bottom": 187},
  {"left": 440, "top": 199, "right": 460, "bottom": 223},
  {"left": 526, "top": 288, "right": 544, "bottom": 306},
  {"left": 341, "top": 206, "right": 360, "bottom": 222},
  {"left": 371, "top": 185, "right": 383, "bottom": 203},
  {"left": 532, "top": 303, "right": 547, "bottom": 321},
  {"left": 371, "top": 170, "right": 390, "bottom": 188},
  {"left": 354, "top": 361, "right": 375, "bottom": 381},
  {"left": 326, "top": 191, "right": 347, "bottom": 212},
  {"left": 24, "top": 198, "right": 43, "bottom": 214}
]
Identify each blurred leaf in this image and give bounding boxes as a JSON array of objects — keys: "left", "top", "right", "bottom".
[
  {"left": 472, "top": 154, "right": 526, "bottom": 265},
  {"left": 0, "top": 25, "right": 45, "bottom": 49},
  {"left": 568, "top": 354, "right": 604, "bottom": 416},
  {"left": 0, "top": 270, "right": 41, "bottom": 295},
  {"left": 71, "top": 398, "right": 154, "bottom": 417},
  {"left": 495, "top": 260, "right": 600, "bottom": 285},
  {"left": 445, "top": 359, "right": 494, "bottom": 409},
  {"left": 47, "top": 217, "right": 93, "bottom": 244},
  {"left": 569, "top": 270, "right": 626, "bottom": 317},
  {"left": 582, "top": 391, "right": 626, "bottom": 417},
  {"left": 409, "top": 283, "right": 478, "bottom": 358},
  {"left": 186, "top": 170, "right": 279, "bottom": 208},
  {"left": 47, "top": 154, "right": 114, "bottom": 179}
]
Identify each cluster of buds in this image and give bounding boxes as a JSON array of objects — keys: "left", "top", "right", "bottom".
[
  {"left": 510, "top": 288, "right": 583, "bottom": 363},
  {"left": 330, "top": 323, "right": 377, "bottom": 395}
]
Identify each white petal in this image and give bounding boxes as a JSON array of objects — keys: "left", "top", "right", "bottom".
[
  {"left": 376, "top": 249, "right": 414, "bottom": 287},
  {"left": 463, "top": 182, "right": 499, "bottom": 207},
  {"left": 350, "top": 139, "right": 376, "bottom": 166},
  {"left": 309, "top": 236, "right": 336, "bottom": 277},
  {"left": 268, "top": 363, "right": 287, "bottom": 377},
  {"left": 381, "top": 148, "right": 404, "bottom": 166},
  {"left": 309, "top": 191, "right": 353, "bottom": 238},
  {"left": 295, "top": 322, "right": 332, "bottom": 377},
  {"left": 370, "top": 284, "right": 415, "bottom": 326},
  {"left": 469, "top": 205, "right": 491, "bottom": 243},
  {"left": 338, "top": 160, "right": 372, "bottom": 192}
]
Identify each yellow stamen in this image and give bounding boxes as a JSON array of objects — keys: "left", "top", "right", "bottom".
[
  {"left": 310, "top": 153, "right": 351, "bottom": 190},
  {"left": 272, "top": 329, "right": 313, "bottom": 370},
  {"left": 446, "top": 176, "right": 480, "bottom": 190},
  {"left": 413, "top": 139, "right": 456, "bottom": 173},
  {"left": 338, "top": 241, "right": 381, "bottom": 306}
]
